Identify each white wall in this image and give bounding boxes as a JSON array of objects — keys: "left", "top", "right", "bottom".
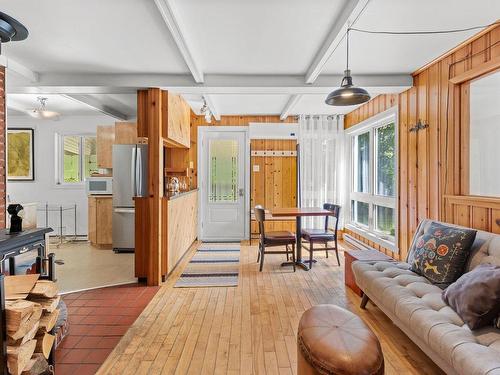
[{"left": 6, "top": 114, "right": 116, "bottom": 236}]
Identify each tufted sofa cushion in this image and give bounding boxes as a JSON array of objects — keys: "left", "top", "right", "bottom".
[{"left": 352, "top": 219, "right": 500, "bottom": 375}]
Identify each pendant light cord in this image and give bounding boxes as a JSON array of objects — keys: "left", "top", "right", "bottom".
[
  {"left": 346, "top": 28, "right": 350, "bottom": 72},
  {"left": 349, "top": 20, "right": 500, "bottom": 35}
]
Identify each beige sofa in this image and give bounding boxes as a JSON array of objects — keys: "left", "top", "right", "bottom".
[{"left": 352, "top": 219, "right": 500, "bottom": 375}]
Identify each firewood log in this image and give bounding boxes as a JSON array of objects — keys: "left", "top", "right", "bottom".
[
  {"left": 34, "top": 333, "right": 55, "bottom": 359},
  {"left": 27, "top": 296, "right": 60, "bottom": 313},
  {"left": 8, "top": 305, "right": 42, "bottom": 341},
  {"left": 38, "top": 309, "right": 60, "bottom": 333},
  {"left": 5, "top": 300, "right": 37, "bottom": 332},
  {"left": 21, "top": 354, "right": 48, "bottom": 375},
  {"left": 7, "top": 322, "right": 39, "bottom": 347},
  {"left": 29, "top": 280, "right": 58, "bottom": 299},
  {"left": 7, "top": 340, "right": 37, "bottom": 375}
]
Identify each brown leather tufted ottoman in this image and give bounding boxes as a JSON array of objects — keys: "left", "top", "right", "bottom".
[{"left": 297, "top": 305, "right": 384, "bottom": 375}]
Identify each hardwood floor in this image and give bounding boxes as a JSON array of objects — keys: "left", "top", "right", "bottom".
[{"left": 97, "top": 241, "right": 444, "bottom": 375}]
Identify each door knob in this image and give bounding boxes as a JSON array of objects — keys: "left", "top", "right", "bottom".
[{"left": 239, "top": 188, "right": 244, "bottom": 197}]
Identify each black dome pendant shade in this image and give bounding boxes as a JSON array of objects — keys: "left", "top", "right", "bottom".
[
  {"left": 325, "top": 69, "right": 371, "bottom": 106},
  {"left": 325, "top": 29, "right": 370, "bottom": 106},
  {"left": 0, "top": 12, "right": 28, "bottom": 53}
]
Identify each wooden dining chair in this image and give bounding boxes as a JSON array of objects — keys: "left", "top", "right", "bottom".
[
  {"left": 300, "top": 204, "right": 341, "bottom": 268},
  {"left": 254, "top": 205, "right": 296, "bottom": 272}
]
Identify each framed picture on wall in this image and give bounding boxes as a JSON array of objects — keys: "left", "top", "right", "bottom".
[{"left": 7, "top": 128, "right": 35, "bottom": 181}]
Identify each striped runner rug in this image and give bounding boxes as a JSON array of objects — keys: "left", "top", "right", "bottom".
[{"left": 174, "top": 243, "right": 240, "bottom": 288}]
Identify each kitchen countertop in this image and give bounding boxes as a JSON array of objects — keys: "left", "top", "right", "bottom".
[{"left": 165, "top": 188, "right": 198, "bottom": 200}]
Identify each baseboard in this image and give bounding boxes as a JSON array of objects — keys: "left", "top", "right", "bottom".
[{"left": 343, "top": 234, "right": 374, "bottom": 251}]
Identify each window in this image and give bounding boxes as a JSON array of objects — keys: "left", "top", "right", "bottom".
[
  {"left": 347, "top": 109, "right": 397, "bottom": 246},
  {"left": 58, "top": 135, "right": 97, "bottom": 184},
  {"left": 208, "top": 139, "right": 238, "bottom": 202},
  {"left": 469, "top": 71, "right": 500, "bottom": 197}
]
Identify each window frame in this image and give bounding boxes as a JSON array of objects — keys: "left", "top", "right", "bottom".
[
  {"left": 345, "top": 107, "right": 399, "bottom": 252},
  {"left": 56, "top": 133, "right": 97, "bottom": 186}
]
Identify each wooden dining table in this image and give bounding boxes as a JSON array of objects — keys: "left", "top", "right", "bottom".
[{"left": 270, "top": 207, "right": 333, "bottom": 270}]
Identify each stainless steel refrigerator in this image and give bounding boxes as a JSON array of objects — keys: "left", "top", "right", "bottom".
[{"left": 112, "top": 144, "right": 148, "bottom": 253}]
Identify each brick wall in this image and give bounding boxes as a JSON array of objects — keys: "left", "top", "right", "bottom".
[{"left": 0, "top": 66, "right": 5, "bottom": 227}]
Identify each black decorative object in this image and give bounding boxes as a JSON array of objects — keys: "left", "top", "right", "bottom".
[
  {"left": 325, "top": 29, "right": 370, "bottom": 106},
  {"left": 409, "top": 119, "right": 429, "bottom": 133},
  {"left": 0, "top": 12, "right": 28, "bottom": 54},
  {"left": 7, "top": 204, "right": 24, "bottom": 233}
]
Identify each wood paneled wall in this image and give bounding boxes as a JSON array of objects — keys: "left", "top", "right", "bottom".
[
  {"left": 0, "top": 67, "right": 5, "bottom": 228},
  {"left": 344, "top": 24, "right": 500, "bottom": 260},
  {"left": 251, "top": 139, "right": 297, "bottom": 233}
]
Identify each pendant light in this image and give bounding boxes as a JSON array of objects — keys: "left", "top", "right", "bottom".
[
  {"left": 0, "top": 12, "right": 29, "bottom": 53},
  {"left": 29, "top": 97, "right": 60, "bottom": 120},
  {"left": 200, "top": 98, "right": 212, "bottom": 123},
  {"left": 325, "top": 29, "right": 370, "bottom": 106}
]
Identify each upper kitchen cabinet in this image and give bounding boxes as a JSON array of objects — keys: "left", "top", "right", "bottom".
[
  {"left": 164, "top": 93, "right": 191, "bottom": 148},
  {"left": 96, "top": 125, "right": 115, "bottom": 168},
  {"left": 137, "top": 90, "right": 191, "bottom": 148},
  {"left": 115, "top": 122, "right": 138, "bottom": 144}
]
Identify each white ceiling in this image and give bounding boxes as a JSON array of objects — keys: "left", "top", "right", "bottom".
[{"left": 2, "top": 0, "right": 499, "bottom": 120}]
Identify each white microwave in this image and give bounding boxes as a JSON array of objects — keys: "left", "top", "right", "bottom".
[{"left": 86, "top": 177, "right": 113, "bottom": 195}]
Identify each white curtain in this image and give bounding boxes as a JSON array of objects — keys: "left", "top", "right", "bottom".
[{"left": 299, "top": 115, "right": 345, "bottom": 229}]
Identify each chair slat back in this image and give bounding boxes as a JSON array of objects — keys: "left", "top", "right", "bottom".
[
  {"left": 254, "top": 205, "right": 266, "bottom": 239},
  {"left": 323, "top": 203, "right": 341, "bottom": 232}
]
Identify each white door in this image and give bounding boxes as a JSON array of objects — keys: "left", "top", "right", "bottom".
[{"left": 199, "top": 128, "right": 248, "bottom": 241}]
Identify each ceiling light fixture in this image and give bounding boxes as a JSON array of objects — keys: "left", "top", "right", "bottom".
[
  {"left": 0, "top": 12, "right": 29, "bottom": 54},
  {"left": 325, "top": 28, "right": 370, "bottom": 106},
  {"left": 29, "top": 97, "right": 60, "bottom": 120},
  {"left": 200, "top": 98, "right": 212, "bottom": 123}
]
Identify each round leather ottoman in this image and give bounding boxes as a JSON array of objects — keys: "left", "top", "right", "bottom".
[{"left": 297, "top": 305, "right": 384, "bottom": 375}]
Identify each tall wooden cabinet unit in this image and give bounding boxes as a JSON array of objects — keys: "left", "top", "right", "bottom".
[
  {"left": 96, "top": 126, "right": 115, "bottom": 168},
  {"left": 135, "top": 89, "right": 194, "bottom": 285},
  {"left": 88, "top": 196, "right": 113, "bottom": 248}
]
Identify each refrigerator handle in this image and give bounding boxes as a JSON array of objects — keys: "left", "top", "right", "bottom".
[
  {"left": 136, "top": 146, "right": 143, "bottom": 197},
  {"left": 131, "top": 146, "right": 137, "bottom": 197}
]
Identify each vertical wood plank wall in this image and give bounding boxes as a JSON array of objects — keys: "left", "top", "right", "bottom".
[
  {"left": 344, "top": 24, "right": 500, "bottom": 261},
  {"left": 250, "top": 139, "right": 297, "bottom": 233},
  {"left": 0, "top": 67, "right": 5, "bottom": 228}
]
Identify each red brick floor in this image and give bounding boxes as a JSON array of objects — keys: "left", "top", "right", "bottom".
[{"left": 56, "top": 283, "right": 160, "bottom": 375}]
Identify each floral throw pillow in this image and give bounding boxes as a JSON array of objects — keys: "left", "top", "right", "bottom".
[{"left": 409, "top": 222, "right": 477, "bottom": 285}]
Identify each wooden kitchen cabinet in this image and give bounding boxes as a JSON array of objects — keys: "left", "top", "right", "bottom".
[
  {"left": 115, "top": 122, "right": 138, "bottom": 144},
  {"left": 88, "top": 196, "right": 113, "bottom": 248},
  {"left": 164, "top": 92, "right": 191, "bottom": 148},
  {"left": 136, "top": 90, "right": 191, "bottom": 148},
  {"left": 96, "top": 125, "right": 115, "bottom": 168}
]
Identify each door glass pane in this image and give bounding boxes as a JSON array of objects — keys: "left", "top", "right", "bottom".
[
  {"left": 376, "top": 123, "right": 395, "bottom": 197},
  {"left": 84, "top": 137, "right": 98, "bottom": 179},
  {"left": 353, "top": 132, "right": 370, "bottom": 193},
  {"left": 351, "top": 200, "right": 369, "bottom": 227},
  {"left": 375, "top": 205, "right": 395, "bottom": 236},
  {"left": 63, "top": 136, "right": 80, "bottom": 183},
  {"left": 209, "top": 139, "right": 238, "bottom": 202}
]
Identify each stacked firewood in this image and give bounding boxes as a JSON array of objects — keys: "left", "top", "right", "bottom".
[{"left": 5, "top": 275, "right": 59, "bottom": 375}]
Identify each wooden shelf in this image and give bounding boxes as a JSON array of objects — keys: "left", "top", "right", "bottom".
[{"left": 165, "top": 167, "right": 186, "bottom": 173}]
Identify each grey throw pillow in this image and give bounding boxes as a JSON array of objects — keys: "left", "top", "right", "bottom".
[
  {"left": 409, "top": 222, "right": 476, "bottom": 284},
  {"left": 442, "top": 263, "right": 500, "bottom": 330}
]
